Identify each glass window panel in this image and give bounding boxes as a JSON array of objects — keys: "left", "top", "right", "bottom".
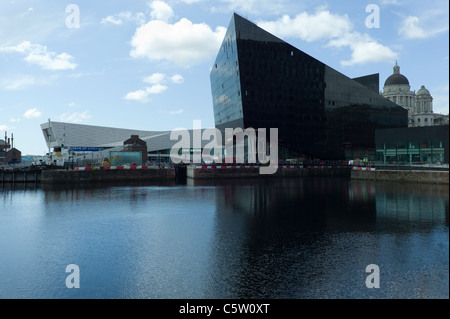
[
  {"left": 432, "top": 140, "right": 442, "bottom": 149},
  {"left": 421, "top": 141, "right": 431, "bottom": 149},
  {"left": 432, "top": 152, "right": 444, "bottom": 163},
  {"left": 397, "top": 142, "right": 407, "bottom": 149},
  {"left": 397, "top": 154, "right": 408, "bottom": 164},
  {"left": 411, "top": 154, "right": 420, "bottom": 164}
]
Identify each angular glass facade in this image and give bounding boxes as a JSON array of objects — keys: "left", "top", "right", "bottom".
[
  {"left": 210, "top": 13, "right": 408, "bottom": 160},
  {"left": 210, "top": 16, "right": 244, "bottom": 131}
]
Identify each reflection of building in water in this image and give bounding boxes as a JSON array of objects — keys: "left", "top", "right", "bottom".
[
  {"left": 205, "top": 179, "right": 447, "bottom": 298},
  {"left": 348, "top": 180, "right": 448, "bottom": 226},
  {"left": 348, "top": 180, "right": 376, "bottom": 203},
  {"left": 211, "top": 178, "right": 358, "bottom": 218},
  {"left": 375, "top": 183, "right": 448, "bottom": 226},
  {"left": 207, "top": 178, "right": 379, "bottom": 297},
  {"left": 209, "top": 178, "right": 380, "bottom": 237},
  {"left": 214, "top": 179, "right": 306, "bottom": 216}
]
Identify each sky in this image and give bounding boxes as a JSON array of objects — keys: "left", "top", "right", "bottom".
[{"left": 0, "top": 0, "right": 448, "bottom": 155}]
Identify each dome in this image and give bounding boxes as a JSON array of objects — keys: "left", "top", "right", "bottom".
[
  {"left": 416, "top": 85, "right": 430, "bottom": 96},
  {"left": 384, "top": 73, "right": 410, "bottom": 86},
  {"left": 384, "top": 61, "right": 409, "bottom": 87}
]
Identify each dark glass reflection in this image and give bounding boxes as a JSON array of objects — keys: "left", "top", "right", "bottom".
[{"left": 211, "top": 14, "right": 408, "bottom": 160}]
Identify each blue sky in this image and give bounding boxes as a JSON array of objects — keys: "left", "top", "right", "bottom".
[{"left": 1, "top": 0, "right": 448, "bottom": 155}]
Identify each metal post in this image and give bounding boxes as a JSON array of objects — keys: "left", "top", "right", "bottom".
[{"left": 431, "top": 141, "right": 433, "bottom": 164}]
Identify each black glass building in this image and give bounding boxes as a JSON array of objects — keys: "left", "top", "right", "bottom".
[
  {"left": 375, "top": 125, "right": 449, "bottom": 164},
  {"left": 210, "top": 13, "right": 408, "bottom": 160}
]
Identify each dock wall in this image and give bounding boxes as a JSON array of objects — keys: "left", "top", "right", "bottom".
[
  {"left": 351, "top": 169, "right": 449, "bottom": 184},
  {"left": 187, "top": 165, "right": 351, "bottom": 179},
  {"left": 4, "top": 167, "right": 447, "bottom": 185},
  {"left": 1, "top": 170, "right": 41, "bottom": 183},
  {"left": 41, "top": 168, "right": 175, "bottom": 184}
]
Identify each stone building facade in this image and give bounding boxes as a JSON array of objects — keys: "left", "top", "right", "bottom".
[{"left": 382, "top": 62, "right": 449, "bottom": 127}]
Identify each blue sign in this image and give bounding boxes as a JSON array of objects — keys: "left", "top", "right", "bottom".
[{"left": 69, "top": 147, "right": 106, "bottom": 152}]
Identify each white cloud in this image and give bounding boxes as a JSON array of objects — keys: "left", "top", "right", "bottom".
[
  {"left": 124, "top": 84, "right": 168, "bottom": 103},
  {"left": 328, "top": 32, "right": 398, "bottom": 66},
  {"left": 258, "top": 9, "right": 397, "bottom": 66},
  {"left": 101, "top": 11, "right": 146, "bottom": 26},
  {"left": 169, "top": 109, "right": 184, "bottom": 114},
  {"left": 124, "top": 89, "right": 151, "bottom": 103},
  {"left": 127, "top": 73, "right": 183, "bottom": 102},
  {"left": 9, "top": 118, "right": 21, "bottom": 123},
  {"left": 143, "top": 73, "right": 185, "bottom": 85},
  {"left": 23, "top": 108, "right": 42, "bottom": 119},
  {"left": 21, "top": 7, "right": 33, "bottom": 16},
  {"left": 0, "top": 125, "right": 15, "bottom": 131},
  {"left": 399, "top": 16, "right": 448, "bottom": 39},
  {"left": 149, "top": 1, "right": 174, "bottom": 22},
  {"left": 130, "top": 17, "right": 226, "bottom": 66},
  {"left": 257, "top": 11, "right": 352, "bottom": 42},
  {"left": 380, "top": 0, "right": 401, "bottom": 5},
  {"left": 146, "top": 84, "right": 168, "bottom": 94},
  {"left": 0, "top": 41, "right": 77, "bottom": 70},
  {"left": 180, "top": 0, "right": 203, "bottom": 3},
  {"left": 399, "top": 16, "right": 428, "bottom": 39},
  {"left": 0, "top": 74, "right": 58, "bottom": 91},
  {"left": 212, "top": 0, "right": 288, "bottom": 15},
  {"left": 25, "top": 51, "right": 76, "bottom": 71},
  {"left": 171, "top": 74, "right": 184, "bottom": 84},
  {"left": 0, "top": 75, "right": 38, "bottom": 90},
  {"left": 101, "top": 15, "right": 123, "bottom": 25},
  {"left": 143, "top": 73, "right": 167, "bottom": 85},
  {"left": 56, "top": 111, "right": 91, "bottom": 123}
]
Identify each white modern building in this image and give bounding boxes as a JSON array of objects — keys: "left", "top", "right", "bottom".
[
  {"left": 40, "top": 120, "right": 213, "bottom": 165},
  {"left": 382, "top": 62, "right": 449, "bottom": 127}
]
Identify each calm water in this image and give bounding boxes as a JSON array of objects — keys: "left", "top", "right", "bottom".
[{"left": 0, "top": 177, "right": 448, "bottom": 299}]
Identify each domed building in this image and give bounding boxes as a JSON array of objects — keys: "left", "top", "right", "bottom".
[
  {"left": 382, "top": 62, "right": 449, "bottom": 127},
  {"left": 414, "top": 85, "right": 435, "bottom": 127}
]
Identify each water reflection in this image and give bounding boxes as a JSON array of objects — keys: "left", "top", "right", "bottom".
[
  {"left": 0, "top": 178, "right": 448, "bottom": 299},
  {"left": 190, "top": 178, "right": 448, "bottom": 298},
  {"left": 374, "top": 182, "right": 449, "bottom": 228}
]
